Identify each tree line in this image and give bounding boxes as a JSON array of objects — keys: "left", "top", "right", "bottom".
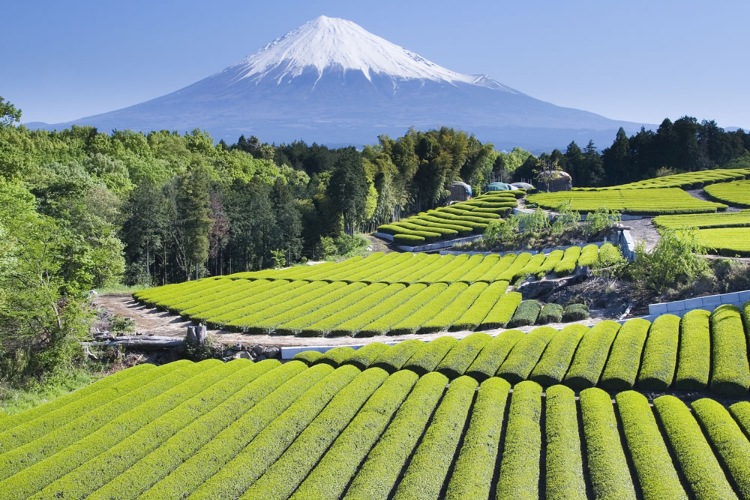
[{"left": 1, "top": 93, "right": 749, "bottom": 379}]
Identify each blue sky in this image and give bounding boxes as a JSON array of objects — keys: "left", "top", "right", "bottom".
[{"left": 3, "top": 0, "right": 748, "bottom": 129}]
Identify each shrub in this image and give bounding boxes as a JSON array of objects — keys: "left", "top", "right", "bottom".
[
  {"left": 477, "top": 291, "right": 522, "bottom": 330},
  {"left": 292, "top": 350, "right": 323, "bottom": 365},
  {"left": 344, "top": 372, "right": 448, "bottom": 499},
  {"left": 342, "top": 343, "right": 390, "bottom": 370},
  {"left": 692, "top": 398, "right": 750, "bottom": 498},
  {"left": 709, "top": 304, "right": 750, "bottom": 395},
  {"left": 577, "top": 244, "right": 600, "bottom": 267},
  {"left": 637, "top": 314, "right": 680, "bottom": 391},
  {"left": 393, "top": 376, "right": 478, "bottom": 499},
  {"left": 226, "top": 368, "right": 390, "bottom": 500},
  {"left": 653, "top": 395, "right": 737, "bottom": 498},
  {"left": 445, "top": 377, "right": 511, "bottom": 499},
  {"left": 583, "top": 207, "right": 621, "bottom": 237},
  {"left": 615, "top": 391, "right": 686, "bottom": 499},
  {"left": 507, "top": 300, "right": 542, "bottom": 327},
  {"left": 579, "top": 388, "right": 637, "bottom": 499},
  {"left": 465, "top": 329, "right": 525, "bottom": 381},
  {"left": 675, "top": 309, "right": 711, "bottom": 391},
  {"left": 553, "top": 246, "right": 582, "bottom": 276},
  {"left": 562, "top": 303, "right": 589, "bottom": 322},
  {"left": 495, "top": 381, "right": 543, "bottom": 500},
  {"left": 729, "top": 401, "right": 750, "bottom": 439},
  {"left": 564, "top": 321, "right": 621, "bottom": 390},
  {"left": 599, "top": 318, "right": 650, "bottom": 392},
  {"left": 537, "top": 303, "right": 564, "bottom": 324},
  {"left": 545, "top": 385, "right": 586, "bottom": 500},
  {"left": 393, "top": 233, "right": 426, "bottom": 246},
  {"left": 424, "top": 281, "right": 488, "bottom": 333},
  {"left": 529, "top": 324, "right": 587, "bottom": 387}
]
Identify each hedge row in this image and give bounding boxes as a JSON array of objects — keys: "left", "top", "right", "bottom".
[
  {"left": 389, "top": 283, "right": 468, "bottom": 335},
  {"left": 693, "top": 227, "right": 750, "bottom": 256},
  {"left": 37, "top": 360, "right": 276, "bottom": 499},
  {"left": 609, "top": 167, "right": 750, "bottom": 190},
  {"left": 90, "top": 361, "right": 305, "bottom": 500},
  {"left": 181, "top": 365, "right": 363, "bottom": 499},
  {"left": 637, "top": 313, "right": 680, "bottom": 391},
  {"left": 435, "top": 332, "right": 492, "bottom": 379},
  {"left": 238, "top": 368, "right": 389, "bottom": 499},
  {"left": 477, "top": 290, "right": 521, "bottom": 330},
  {"left": 498, "top": 326, "right": 557, "bottom": 385},
  {"left": 710, "top": 304, "right": 750, "bottom": 395},
  {"left": 599, "top": 318, "right": 649, "bottom": 391},
  {"left": 554, "top": 245, "right": 582, "bottom": 276},
  {"left": 654, "top": 395, "right": 737, "bottom": 498},
  {"left": 577, "top": 243, "right": 600, "bottom": 267},
  {"left": 653, "top": 209, "right": 750, "bottom": 231},
  {"left": 371, "top": 339, "right": 424, "bottom": 373},
  {"left": 344, "top": 372, "right": 448, "bottom": 499},
  {"left": 444, "top": 377, "right": 511, "bottom": 499},
  {"left": 616, "top": 391, "right": 687, "bottom": 499},
  {"left": 564, "top": 321, "right": 621, "bottom": 390},
  {"left": 1, "top": 359, "right": 234, "bottom": 498},
  {"left": 579, "top": 388, "right": 637, "bottom": 499},
  {"left": 420, "top": 282, "right": 488, "bottom": 333},
  {"left": 692, "top": 398, "right": 750, "bottom": 498},
  {"left": 358, "top": 283, "right": 449, "bottom": 337},
  {"left": 537, "top": 302, "right": 564, "bottom": 324},
  {"left": 495, "top": 380, "right": 543, "bottom": 500},
  {"left": 290, "top": 370, "right": 418, "bottom": 499},
  {"left": 528, "top": 187, "right": 727, "bottom": 215},
  {"left": 530, "top": 324, "right": 587, "bottom": 387},
  {"left": 393, "top": 376, "right": 478, "bottom": 499},
  {"left": 402, "top": 336, "right": 459, "bottom": 376},
  {"left": 0, "top": 362, "right": 160, "bottom": 449},
  {"left": 704, "top": 179, "right": 750, "bottom": 207},
  {"left": 0, "top": 359, "right": 201, "bottom": 483},
  {"left": 465, "top": 329, "right": 525, "bottom": 381},
  {"left": 449, "top": 280, "right": 510, "bottom": 331},
  {"left": 562, "top": 303, "right": 590, "bottom": 322},
  {"left": 545, "top": 385, "right": 587, "bottom": 500},
  {"left": 507, "top": 299, "right": 542, "bottom": 327},
  {"left": 675, "top": 309, "right": 711, "bottom": 391},
  {"left": 331, "top": 284, "right": 425, "bottom": 337},
  {"left": 139, "top": 363, "right": 338, "bottom": 499}
]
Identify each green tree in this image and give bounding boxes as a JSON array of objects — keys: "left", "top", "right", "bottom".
[
  {"left": 0, "top": 96, "right": 21, "bottom": 127},
  {"left": 602, "top": 127, "right": 631, "bottom": 185},
  {"left": 173, "top": 163, "right": 213, "bottom": 280},
  {"left": 327, "top": 147, "right": 368, "bottom": 235}
]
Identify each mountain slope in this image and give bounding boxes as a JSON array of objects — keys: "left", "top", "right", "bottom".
[{"left": 39, "top": 16, "right": 647, "bottom": 150}]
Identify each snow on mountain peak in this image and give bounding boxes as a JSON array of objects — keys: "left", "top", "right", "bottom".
[{"left": 233, "top": 15, "right": 496, "bottom": 87}]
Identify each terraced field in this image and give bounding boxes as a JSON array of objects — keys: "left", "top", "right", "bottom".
[
  {"left": 133, "top": 247, "right": 609, "bottom": 336},
  {"left": 591, "top": 167, "right": 750, "bottom": 190},
  {"left": 295, "top": 301, "right": 750, "bottom": 396},
  {"left": 652, "top": 211, "right": 750, "bottom": 256},
  {"left": 377, "top": 191, "right": 520, "bottom": 246},
  {"left": 704, "top": 179, "right": 750, "bottom": 207},
  {"left": 2, "top": 322, "right": 749, "bottom": 499},
  {"left": 528, "top": 187, "right": 727, "bottom": 215}
]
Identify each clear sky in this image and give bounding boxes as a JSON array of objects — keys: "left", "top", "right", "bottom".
[{"left": 3, "top": 0, "right": 748, "bottom": 129}]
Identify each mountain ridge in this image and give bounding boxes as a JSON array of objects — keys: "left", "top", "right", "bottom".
[{"left": 30, "top": 16, "right": 649, "bottom": 151}]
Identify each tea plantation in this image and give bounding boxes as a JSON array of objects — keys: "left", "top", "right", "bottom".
[{"left": 2, "top": 302, "right": 750, "bottom": 498}]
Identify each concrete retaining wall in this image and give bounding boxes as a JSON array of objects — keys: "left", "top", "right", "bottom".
[{"left": 648, "top": 289, "right": 750, "bottom": 317}]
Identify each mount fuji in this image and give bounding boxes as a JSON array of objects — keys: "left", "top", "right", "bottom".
[{"left": 38, "top": 16, "right": 646, "bottom": 150}]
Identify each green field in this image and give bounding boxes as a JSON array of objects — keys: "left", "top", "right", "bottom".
[
  {"left": 704, "top": 179, "right": 750, "bottom": 207},
  {"left": 133, "top": 247, "right": 607, "bottom": 336},
  {"left": 2, "top": 323, "right": 750, "bottom": 498},
  {"left": 528, "top": 187, "right": 727, "bottom": 215},
  {"left": 653, "top": 210, "right": 750, "bottom": 230},
  {"left": 694, "top": 227, "right": 750, "bottom": 256},
  {"left": 377, "top": 191, "right": 519, "bottom": 246},
  {"left": 591, "top": 167, "right": 750, "bottom": 190}
]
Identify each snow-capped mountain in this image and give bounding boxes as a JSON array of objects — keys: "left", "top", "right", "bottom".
[{"left": 38, "top": 16, "right": 646, "bottom": 150}]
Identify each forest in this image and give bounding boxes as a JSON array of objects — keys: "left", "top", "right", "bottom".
[{"left": 1, "top": 93, "right": 749, "bottom": 381}]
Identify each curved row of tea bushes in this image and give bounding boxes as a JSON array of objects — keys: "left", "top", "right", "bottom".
[
  {"left": 6, "top": 357, "right": 750, "bottom": 498},
  {"left": 293, "top": 300, "right": 750, "bottom": 397},
  {"left": 34, "top": 360, "right": 277, "bottom": 499},
  {"left": 653, "top": 209, "right": 750, "bottom": 230},
  {"left": 528, "top": 187, "right": 727, "bottom": 215},
  {"left": 444, "top": 377, "right": 511, "bottom": 499},
  {"left": 393, "top": 376, "right": 478, "bottom": 499},
  {"left": 344, "top": 372, "right": 449, "bottom": 499},
  {"left": 89, "top": 360, "right": 306, "bottom": 500},
  {"left": 1, "top": 360, "right": 233, "bottom": 497},
  {"left": 704, "top": 179, "right": 750, "bottom": 207},
  {"left": 605, "top": 167, "right": 750, "bottom": 190},
  {"left": 693, "top": 227, "right": 750, "bottom": 256}
]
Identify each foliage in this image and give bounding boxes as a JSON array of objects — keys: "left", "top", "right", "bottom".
[{"left": 628, "top": 229, "right": 709, "bottom": 295}]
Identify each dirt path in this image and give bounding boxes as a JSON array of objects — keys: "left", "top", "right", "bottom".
[
  {"left": 621, "top": 218, "right": 661, "bottom": 252},
  {"left": 92, "top": 293, "right": 598, "bottom": 349}
]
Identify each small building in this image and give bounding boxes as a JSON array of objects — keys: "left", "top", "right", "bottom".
[{"left": 485, "top": 181, "right": 514, "bottom": 192}]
